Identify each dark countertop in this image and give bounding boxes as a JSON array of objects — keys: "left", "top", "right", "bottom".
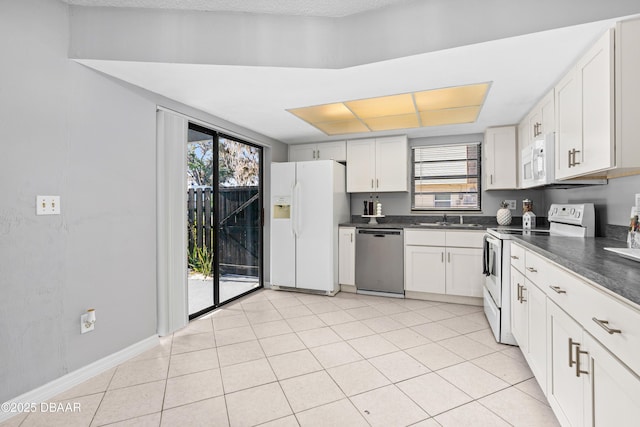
[
  {"left": 339, "top": 222, "right": 489, "bottom": 230},
  {"left": 512, "top": 235, "right": 640, "bottom": 308}
]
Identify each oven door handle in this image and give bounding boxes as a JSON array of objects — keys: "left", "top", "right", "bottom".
[
  {"left": 486, "top": 236, "right": 501, "bottom": 247},
  {"left": 483, "top": 234, "right": 501, "bottom": 277}
]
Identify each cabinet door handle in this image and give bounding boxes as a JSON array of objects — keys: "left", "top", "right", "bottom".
[
  {"left": 526, "top": 267, "right": 537, "bottom": 273},
  {"left": 516, "top": 283, "right": 521, "bottom": 302},
  {"left": 490, "top": 174, "right": 493, "bottom": 184},
  {"left": 441, "top": 252, "right": 444, "bottom": 263},
  {"left": 376, "top": 179, "right": 379, "bottom": 188},
  {"left": 520, "top": 286, "right": 527, "bottom": 303},
  {"left": 572, "top": 149, "right": 581, "bottom": 166},
  {"left": 511, "top": 255, "right": 519, "bottom": 260},
  {"left": 517, "top": 283, "right": 522, "bottom": 303},
  {"left": 447, "top": 252, "right": 451, "bottom": 263},
  {"left": 575, "top": 345, "right": 589, "bottom": 377},
  {"left": 371, "top": 179, "right": 374, "bottom": 189},
  {"left": 317, "top": 149, "right": 320, "bottom": 159},
  {"left": 592, "top": 318, "right": 622, "bottom": 335},
  {"left": 549, "top": 285, "right": 566, "bottom": 294},
  {"left": 569, "top": 338, "right": 579, "bottom": 367},
  {"left": 350, "top": 233, "right": 353, "bottom": 243},
  {"left": 568, "top": 149, "right": 572, "bottom": 168}
]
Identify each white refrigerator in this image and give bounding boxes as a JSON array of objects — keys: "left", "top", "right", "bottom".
[{"left": 270, "top": 160, "right": 350, "bottom": 294}]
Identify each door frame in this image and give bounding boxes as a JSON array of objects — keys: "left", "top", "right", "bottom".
[{"left": 187, "top": 123, "right": 264, "bottom": 320}]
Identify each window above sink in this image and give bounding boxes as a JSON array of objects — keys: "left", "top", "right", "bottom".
[{"left": 411, "top": 142, "right": 481, "bottom": 212}]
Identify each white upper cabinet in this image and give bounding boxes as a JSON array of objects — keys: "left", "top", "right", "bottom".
[
  {"left": 289, "top": 141, "right": 346, "bottom": 162},
  {"left": 555, "top": 18, "right": 640, "bottom": 179},
  {"left": 528, "top": 90, "right": 555, "bottom": 142},
  {"left": 484, "top": 126, "right": 517, "bottom": 190},
  {"left": 289, "top": 144, "right": 317, "bottom": 162},
  {"left": 346, "top": 135, "right": 408, "bottom": 193},
  {"left": 374, "top": 135, "right": 408, "bottom": 192},
  {"left": 613, "top": 17, "right": 640, "bottom": 176},
  {"left": 555, "top": 68, "right": 582, "bottom": 179},
  {"left": 556, "top": 28, "right": 614, "bottom": 180}
]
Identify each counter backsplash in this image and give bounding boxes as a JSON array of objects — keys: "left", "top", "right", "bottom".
[{"left": 604, "top": 224, "right": 630, "bottom": 242}]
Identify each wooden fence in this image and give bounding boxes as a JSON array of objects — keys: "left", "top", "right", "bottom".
[{"left": 187, "top": 187, "right": 260, "bottom": 276}]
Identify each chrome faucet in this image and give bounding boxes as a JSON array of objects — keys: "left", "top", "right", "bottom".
[{"left": 443, "top": 213, "right": 448, "bottom": 223}]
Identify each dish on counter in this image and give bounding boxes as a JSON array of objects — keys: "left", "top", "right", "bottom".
[{"left": 604, "top": 247, "right": 640, "bottom": 263}]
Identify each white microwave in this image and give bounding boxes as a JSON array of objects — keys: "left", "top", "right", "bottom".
[{"left": 520, "top": 133, "right": 606, "bottom": 188}]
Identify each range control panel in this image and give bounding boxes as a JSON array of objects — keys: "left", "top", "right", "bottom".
[{"left": 548, "top": 203, "right": 595, "bottom": 227}]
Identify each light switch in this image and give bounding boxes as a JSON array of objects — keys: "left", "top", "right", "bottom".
[{"left": 36, "top": 196, "right": 61, "bottom": 215}]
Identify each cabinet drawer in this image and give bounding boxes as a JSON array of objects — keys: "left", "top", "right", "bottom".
[
  {"left": 510, "top": 243, "right": 525, "bottom": 273},
  {"left": 404, "top": 229, "right": 446, "bottom": 246},
  {"left": 445, "top": 231, "right": 484, "bottom": 248},
  {"left": 524, "top": 250, "right": 553, "bottom": 285}
]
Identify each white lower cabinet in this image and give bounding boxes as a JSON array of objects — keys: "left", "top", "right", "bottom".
[
  {"left": 405, "top": 245, "right": 446, "bottom": 293},
  {"left": 510, "top": 267, "right": 528, "bottom": 350},
  {"left": 526, "top": 278, "right": 547, "bottom": 385},
  {"left": 585, "top": 333, "right": 640, "bottom": 426},
  {"left": 404, "top": 230, "right": 483, "bottom": 298},
  {"left": 510, "top": 267, "right": 547, "bottom": 388},
  {"left": 511, "top": 242, "right": 640, "bottom": 426},
  {"left": 547, "top": 300, "right": 640, "bottom": 427},
  {"left": 445, "top": 247, "right": 483, "bottom": 297},
  {"left": 338, "top": 227, "right": 355, "bottom": 286},
  {"left": 547, "top": 301, "right": 587, "bottom": 427}
]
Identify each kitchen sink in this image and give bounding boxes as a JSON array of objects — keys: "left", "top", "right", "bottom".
[{"left": 415, "top": 222, "right": 483, "bottom": 228}]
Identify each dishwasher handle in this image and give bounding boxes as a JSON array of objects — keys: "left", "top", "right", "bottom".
[{"left": 357, "top": 229, "right": 402, "bottom": 236}]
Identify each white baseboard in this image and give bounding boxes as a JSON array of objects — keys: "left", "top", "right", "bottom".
[
  {"left": 0, "top": 335, "right": 159, "bottom": 423},
  {"left": 339, "top": 284, "right": 357, "bottom": 293},
  {"left": 405, "top": 291, "right": 483, "bottom": 306}
]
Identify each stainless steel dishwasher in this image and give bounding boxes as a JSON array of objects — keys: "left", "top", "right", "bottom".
[{"left": 355, "top": 228, "right": 404, "bottom": 295}]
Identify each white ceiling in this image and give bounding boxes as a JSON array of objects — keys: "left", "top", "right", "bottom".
[
  {"left": 67, "top": 1, "right": 636, "bottom": 144},
  {"left": 61, "top": 0, "right": 410, "bottom": 17},
  {"left": 77, "top": 18, "right": 620, "bottom": 144}
]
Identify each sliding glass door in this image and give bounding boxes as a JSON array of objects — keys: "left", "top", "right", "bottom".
[{"left": 187, "top": 124, "right": 263, "bottom": 319}]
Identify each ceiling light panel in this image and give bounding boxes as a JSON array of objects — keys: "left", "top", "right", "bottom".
[
  {"left": 288, "top": 103, "right": 355, "bottom": 123},
  {"left": 313, "top": 119, "right": 371, "bottom": 135},
  {"left": 414, "top": 83, "right": 489, "bottom": 111},
  {"left": 345, "top": 93, "right": 415, "bottom": 118},
  {"left": 287, "top": 82, "right": 490, "bottom": 135},
  {"left": 361, "top": 113, "right": 420, "bottom": 131},
  {"left": 420, "top": 106, "right": 481, "bottom": 126}
]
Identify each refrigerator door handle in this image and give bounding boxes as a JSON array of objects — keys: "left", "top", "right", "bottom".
[
  {"left": 293, "top": 182, "right": 302, "bottom": 236},
  {"left": 291, "top": 182, "right": 298, "bottom": 236},
  {"left": 295, "top": 182, "right": 302, "bottom": 237}
]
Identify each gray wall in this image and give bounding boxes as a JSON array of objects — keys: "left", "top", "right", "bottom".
[
  {"left": 0, "top": 0, "right": 286, "bottom": 403},
  {"left": 350, "top": 134, "right": 546, "bottom": 220},
  {"left": 544, "top": 174, "right": 640, "bottom": 229}
]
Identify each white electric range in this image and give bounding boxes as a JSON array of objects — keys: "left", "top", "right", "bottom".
[{"left": 482, "top": 203, "right": 595, "bottom": 345}]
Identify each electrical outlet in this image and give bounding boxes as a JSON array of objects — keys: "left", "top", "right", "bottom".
[
  {"left": 505, "top": 200, "right": 516, "bottom": 210},
  {"left": 80, "top": 309, "right": 96, "bottom": 334},
  {"left": 36, "top": 196, "right": 61, "bottom": 215}
]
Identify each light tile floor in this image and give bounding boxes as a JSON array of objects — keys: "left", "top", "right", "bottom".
[{"left": 2, "top": 290, "right": 560, "bottom": 427}]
